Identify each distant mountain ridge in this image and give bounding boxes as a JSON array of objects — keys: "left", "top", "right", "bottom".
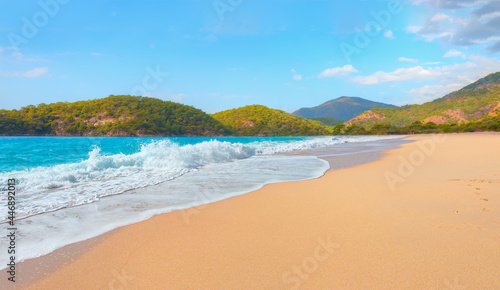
[
  {"left": 347, "top": 72, "right": 500, "bottom": 128},
  {"left": 293, "top": 97, "right": 396, "bottom": 120}
]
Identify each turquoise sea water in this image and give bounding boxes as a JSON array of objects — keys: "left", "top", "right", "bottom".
[
  {"left": 0, "top": 136, "right": 315, "bottom": 172},
  {"left": 0, "top": 135, "right": 398, "bottom": 267}
]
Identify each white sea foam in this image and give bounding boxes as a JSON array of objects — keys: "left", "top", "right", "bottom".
[
  {"left": 0, "top": 136, "right": 393, "bottom": 221},
  {"left": 0, "top": 140, "right": 256, "bottom": 221},
  {"left": 251, "top": 136, "right": 393, "bottom": 154},
  {"left": 0, "top": 136, "right": 402, "bottom": 268},
  {"left": 0, "top": 155, "right": 330, "bottom": 267}
]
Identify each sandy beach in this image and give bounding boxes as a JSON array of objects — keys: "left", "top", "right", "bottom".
[{"left": 25, "top": 133, "right": 500, "bottom": 289}]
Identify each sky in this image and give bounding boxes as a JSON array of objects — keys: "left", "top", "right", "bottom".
[{"left": 1, "top": 0, "right": 500, "bottom": 114}]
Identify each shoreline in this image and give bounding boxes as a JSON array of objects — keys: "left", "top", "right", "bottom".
[
  {"left": 1, "top": 136, "right": 408, "bottom": 289},
  {"left": 6, "top": 133, "right": 500, "bottom": 288}
]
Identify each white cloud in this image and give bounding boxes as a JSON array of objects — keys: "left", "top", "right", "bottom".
[
  {"left": 408, "top": 0, "right": 486, "bottom": 10},
  {"left": 402, "top": 55, "right": 500, "bottom": 104},
  {"left": 352, "top": 66, "right": 442, "bottom": 85},
  {"left": 406, "top": 18, "right": 454, "bottom": 41},
  {"left": 384, "top": 30, "right": 394, "bottom": 39},
  {"left": 406, "top": 25, "right": 422, "bottom": 33},
  {"left": 24, "top": 67, "right": 48, "bottom": 78},
  {"left": 431, "top": 13, "right": 451, "bottom": 22},
  {"left": 398, "top": 57, "right": 419, "bottom": 63},
  {"left": 354, "top": 55, "right": 500, "bottom": 87},
  {"left": 488, "top": 41, "right": 500, "bottom": 53},
  {"left": 444, "top": 49, "right": 463, "bottom": 57},
  {"left": 291, "top": 69, "right": 302, "bottom": 81},
  {"left": 407, "top": 1, "right": 500, "bottom": 49},
  {"left": 90, "top": 52, "right": 102, "bottom": 57},
  {"left": 404, "top": 83, "right": 465, "bottom": 104},
  {"left": 407, "top": 0, "right": 427, "bottom": 5},
  {"left": 479, "top": 11, "right": 500, "bottom": 21},
  {"left": 0, "top": 67, "right": 49, "bottom": 78},
  {"left": 0, "top": 46, "right": 16, "bottom": 53},
  {"left": 0, "top": 48, "right": 48, "bottom": 62},
  {"left": 318, "top": 65, "right": 358, "bottom": 78},
  {"left": 12, "top": 51, "right": 23, "bottom": 59},
  {"left": 472, "top": 0, "right": 500, "bottom": 19}
]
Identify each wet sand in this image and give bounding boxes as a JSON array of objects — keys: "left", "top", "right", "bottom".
[{"left": 12, "top": 134, "right": 500, "bottom": 288}]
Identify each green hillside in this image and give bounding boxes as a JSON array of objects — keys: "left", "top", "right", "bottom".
[
  {"left": 212, "top": 105, "right": 328, "bottom": 136},
  {"left": 308, "top": 117, "right": 345, "bottom": 126},
  {"left": 293, "top": 97, "right": 396, "bottom": 120},
  {"left": 0, "top": 95, "right": 230, "bottom": 136},
  {"left": 347, "top": 72, "right": 500, "bottom": 128}
]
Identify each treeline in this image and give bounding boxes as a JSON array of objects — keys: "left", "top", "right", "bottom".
[
  {"left": 212, "top": 105, "right": 328, "bottom": 136},
  {"left": 331, "top": 116, "right": 500, "bottom": 135},
  {"left": 2, "top": 95, "right": 499, "bottom": 137},
  {"left": 0, "top": 95, "right": 231, "bottom": 136},
  {"left": 308, "top": 117, "right": 345, "bottom": 126}
]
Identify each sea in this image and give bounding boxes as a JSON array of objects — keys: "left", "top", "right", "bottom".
[{"left": 0, "top": 136, "right": 404, "bottom": 268}]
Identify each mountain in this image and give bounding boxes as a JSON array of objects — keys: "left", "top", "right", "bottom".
[
  {"left": 293, "top": 97, "right": 397, "bottom": 120},
  {"left": 0, "top": 95, "right": 230, "bottom": 136},
  {"left": 212, "top": 105, "right": 328, "bottom": 136},
  {"left": 346, "top": 72, "right": 500, "bottom": 128}
]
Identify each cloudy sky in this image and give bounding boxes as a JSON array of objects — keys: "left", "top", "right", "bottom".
[{"left": 1, "top": 0, "right": 500, "bottom": 113}]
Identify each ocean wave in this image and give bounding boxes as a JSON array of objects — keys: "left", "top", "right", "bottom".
[
  {"left": 0, "top": 140, "right": 256, "bottom": 221},
  {"left": 250, "top": 136, "right": 390, "bottom": 154},
  {"left": 0, "top": 136, "right": 393, "bottom": 221},
  {"left": 0, "top": 155, "right": 331, "bottom": 267}
]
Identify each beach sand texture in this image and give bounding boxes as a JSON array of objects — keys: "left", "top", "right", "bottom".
[{"left": 27, "top": 134, "right": 500, "bottom": 289}]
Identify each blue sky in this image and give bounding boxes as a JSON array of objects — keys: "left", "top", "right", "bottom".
[{"left": 1, "top": 0, "right": 500, "bottom": 113}]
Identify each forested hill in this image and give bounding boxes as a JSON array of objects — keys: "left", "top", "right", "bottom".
[
  {"left": 0, "top": 95, "right": 231, "bottom": 136},
  {"left": 212, "top": 105, "right": 328, "bottom": 136},
  {"left": 347, "top": 72, "right": 500, "bottom": 128}
]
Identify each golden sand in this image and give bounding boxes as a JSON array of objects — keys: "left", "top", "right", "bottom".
[{"left": 28, "top": 134, "right": 500, "bottom": 289}]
